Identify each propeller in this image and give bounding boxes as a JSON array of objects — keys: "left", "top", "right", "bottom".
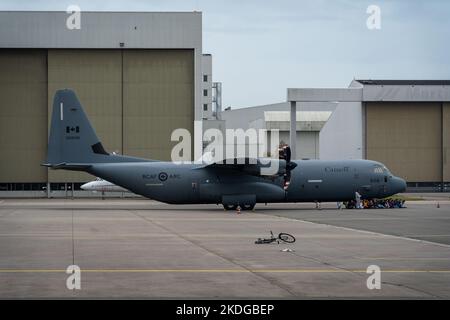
[{"left": 279, "top": 145, "right": 297, "bottom": 190}]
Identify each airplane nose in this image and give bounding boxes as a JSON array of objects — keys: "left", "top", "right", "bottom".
[
  {"left": 393, "top": 177, "right": 407, "bottom": 194},
  {"left": 80, "top": 183, "right": 89, "bottom": 190}
]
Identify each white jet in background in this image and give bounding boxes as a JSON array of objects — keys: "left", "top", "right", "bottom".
[{"left": 81, "top": 178, "right": 129, "bottom": 193}]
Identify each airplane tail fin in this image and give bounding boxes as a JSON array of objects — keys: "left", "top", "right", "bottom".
[
  {"left": 45, "top": 89, "right": 111, "bottom": 166},
  {"left": 44, "top": 89, "right": 153, "bottom": 169}
]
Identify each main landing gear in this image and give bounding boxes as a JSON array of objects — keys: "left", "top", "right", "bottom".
[{"left": 223, "top": 203, "right": 255, "bottom": 211}]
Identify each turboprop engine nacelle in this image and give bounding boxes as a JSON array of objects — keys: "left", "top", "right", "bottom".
[{"left": 219, "top": 158, "right": 297, "bottom": 177}]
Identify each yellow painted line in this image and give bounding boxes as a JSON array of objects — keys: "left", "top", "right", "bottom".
[{"left": 0, "top": 269, "right": 450, "bottom": 274}]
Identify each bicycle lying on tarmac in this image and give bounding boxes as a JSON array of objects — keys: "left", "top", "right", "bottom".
[{"left": 255, "top": 231, "right": 296, "bottom": 244}]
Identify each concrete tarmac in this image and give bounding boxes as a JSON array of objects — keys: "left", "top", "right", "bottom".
[{"left": 0, "top": 199, "right": 449, "bottom": 298}]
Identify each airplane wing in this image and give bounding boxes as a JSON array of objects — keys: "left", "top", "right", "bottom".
[{"left": 199, "top": 157, "right": 297, "bottom": 177}]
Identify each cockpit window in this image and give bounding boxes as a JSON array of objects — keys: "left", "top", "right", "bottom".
[
  {"left": 373, "top": 166, "right": 383, "bottom": 174},
  {"left": 374, "top": 165, "right": 391, "bottom": 174}
]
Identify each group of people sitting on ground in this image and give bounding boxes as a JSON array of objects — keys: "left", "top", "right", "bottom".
[{"left": 342, "top": 198, "right": 406, "bottom": 209}]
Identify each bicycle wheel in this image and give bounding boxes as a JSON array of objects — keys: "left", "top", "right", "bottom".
[{"left": 278, "top": 233, "right": 295, "bottom": 243}]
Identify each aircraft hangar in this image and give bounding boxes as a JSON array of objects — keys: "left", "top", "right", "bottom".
[
  {"left": 289, "top": 80, "right": 450, "bottom": 190},
  {"left": 0, "top": 11, "right": 202, "bottom": 195}
]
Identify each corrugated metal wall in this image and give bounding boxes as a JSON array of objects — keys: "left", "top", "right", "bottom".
[
  {"left": 123, "top": 50, "right": 194, "bottom": 161},
  {"left": 366, "top": 102, "right": 442, "bottom": 182},
  {"left": 444, "top": 103, "right": 450, "bottom": 182},
  {"left": 0, "top": 49, "right": 194, "bottom": 183},
  {"left": 0, "top": 50, "right": 47, "bottom": 182}
]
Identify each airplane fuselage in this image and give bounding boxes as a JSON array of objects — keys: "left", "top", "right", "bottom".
[{"left": 86, "top": 159, "right": 406, "bottom": 204}]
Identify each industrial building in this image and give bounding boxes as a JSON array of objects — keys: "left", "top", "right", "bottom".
[
  {"left": 201, "top": 54, "right": 213, "bottom": 120},
  {"left": 0, "top": 11, "right": 203, "bottom": 196},
  {"left": 226, "top": 80, "right": 450, "bottom": 190},
  {"left": 221, "top": 102, "right": 335, "bottom": 160}
]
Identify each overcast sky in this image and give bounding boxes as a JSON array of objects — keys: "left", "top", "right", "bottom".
[{"left": 1, "top": 0, "right": 449, "bottom": 108}]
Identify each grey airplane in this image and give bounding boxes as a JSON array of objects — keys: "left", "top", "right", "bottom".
[{"left": 43, "top": 89, "right": 406, "bottom": 210}]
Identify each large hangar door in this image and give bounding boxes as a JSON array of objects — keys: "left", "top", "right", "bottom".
[
  {"left": 366, "top": 102, "right": 442, "bottom": 182},
  {"left": 296, "top": 131, "right": 319, "bottom": 160},
  {"left": 123, "top": 50, "right": 194, "bottom": 161},
  {"left": 0, "top": 49, "right": 47, "bottom": 183},
  {"left": 47, "top": 50, "right": 123, "bottom": 183}
]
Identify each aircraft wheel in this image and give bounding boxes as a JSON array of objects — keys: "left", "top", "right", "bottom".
[
  {"left": 223, "top": 204, "right": 238, "bottom": 211},
  {"left": 242, "top": 203, "right": 255, "bottom": 211}
]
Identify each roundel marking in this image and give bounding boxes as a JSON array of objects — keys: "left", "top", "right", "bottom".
[{"left": 158, "top": 172, "right": 168, "bottom": 181}]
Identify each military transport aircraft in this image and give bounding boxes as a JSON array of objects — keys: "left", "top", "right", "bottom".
[{"left": 43, "top": 89, "right": 406, "bottom": 210}]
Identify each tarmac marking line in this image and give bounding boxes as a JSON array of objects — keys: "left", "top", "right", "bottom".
[
  {"left": 358, "top": 257, "right": 450, "bottom": 261},
  {"left": 1, "top": 269, "right": 450, "bottom": 273},
  {"left": 273, "top": 216, "right": 450, "bottom": 249},
  {"left": 404, "top": 235, "right": 450, "bottom": 237}
]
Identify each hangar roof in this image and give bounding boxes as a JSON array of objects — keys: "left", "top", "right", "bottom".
[
  {"left": 0, "top": 11, "right": 201, "bottom": 49},
  {"left": 355, "top": 80, "right": 450, "bottom": 86},
  {"left": 288, "top": 80, "right": 450, "bottom": 102}
]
